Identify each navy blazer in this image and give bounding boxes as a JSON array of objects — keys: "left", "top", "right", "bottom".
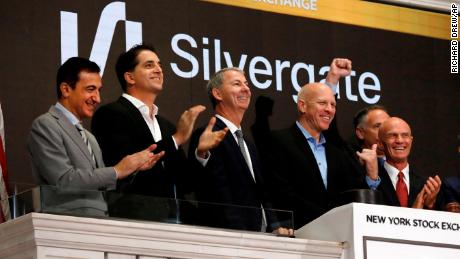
[
  {"left": 444, "top": 176, "right": 460, "bottom": 204},
  {"left": 262, "top": 123, "right": 368, "bottom": 229},
  {"left": 189, "top": 117, "right": 274, "bottom": 231}
]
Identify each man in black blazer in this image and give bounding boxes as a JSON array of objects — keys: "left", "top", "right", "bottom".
[
  {"left": 189, "top": 67, "right": 292, "bottom": 235},
  {"left": 263, "top": 83, "right": 380, "bottom": 229},
  {"left": 92, "top": 45, "right": 204, "bottom": 201},
  {"left": 262, "top": 59, "right": 382, "bottom": 229},
  {"left": 376, "top": 117, "right": 442, "bottom": 209}
]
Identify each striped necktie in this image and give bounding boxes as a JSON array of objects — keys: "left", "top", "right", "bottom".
[
  {"left": 235, "top": 130, "right": 252, "bottom": 174},
  {"left": 235, "top": 129, "right": 266, "bottom": 231},
  {"left": 75, "top": 123, "right": 96, "bottom": 165}
]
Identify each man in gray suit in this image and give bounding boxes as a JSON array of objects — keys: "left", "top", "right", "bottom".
[{"left": 27, "top": 57, "right": 164, "bottom": 215}]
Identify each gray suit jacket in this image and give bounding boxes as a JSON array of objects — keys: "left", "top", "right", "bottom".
[
  {"left": 28, "top": 105, "right": 117, "bottom": 216},
  {"left": 28, "top": 105, "right": 116, "bottom": 189}
]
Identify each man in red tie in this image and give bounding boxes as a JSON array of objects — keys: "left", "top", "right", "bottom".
[{"left": 377, "top": 117, "right": 442, "bottom": 209}]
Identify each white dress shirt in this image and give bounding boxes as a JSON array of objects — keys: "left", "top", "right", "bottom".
[
  {"left": 195, "top": 115, "right": 255, "bottom": 181},
  {"left": 122, "top": 93, "right": 162, "bottom": 142},
  {"left": 384, "top": 161, "right": 410, "bottom": 192}
]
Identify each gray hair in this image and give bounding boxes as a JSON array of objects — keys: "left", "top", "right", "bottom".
[
  {"left": 353, "top": 105, "right": 388, "bottom": 130},
  {"left": 207, "top": 67, "right": 245, "bottom": 109}
]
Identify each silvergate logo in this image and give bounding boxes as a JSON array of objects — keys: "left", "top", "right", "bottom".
[
  {"left": 59, "top": 1, "right": 382, "bottom": 104},
  {"left": 60, "top": 1, "right": 142, "bottom": 75}
]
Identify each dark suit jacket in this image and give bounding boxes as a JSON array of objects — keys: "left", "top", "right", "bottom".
[
  {"left": 189, "top": 117, "right": 276, "bottom": 231},
  {"left": 444, "top": 176, "right": 460, "bottom": 203},
  {"left": 377, "top": 165, "right": 426, "bottom": 207},
  {"left": 91, "top": 97, "right": 189, "bottom": 198},
  {"left": 262, "top": 123, "right": 368, "bottom": 229}
]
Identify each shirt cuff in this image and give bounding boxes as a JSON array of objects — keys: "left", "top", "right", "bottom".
[
  {"left": 195, "top": 148, "right": 210, "bottom": 167},
  {"left": 171, "top": 136, "right": 179, "bottom": 150},
  {"left": 366, "top": 176, "right": 381, "bottom": 190},
  {"left": 325, "top": 82, "right": 338, "bottom": 95},
  {"left": 112, "top": 167, "right": 119, "bottom": 180}
]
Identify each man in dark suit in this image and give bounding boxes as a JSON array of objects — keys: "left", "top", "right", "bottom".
[
  {"left": 28, "top": 57, "right": 163, "bottom": 215},
  {"left": 189, "top": 67, "right": 292, "bottom": 235},
  {"left": 92, "top": 45, "right": 204, "bottom": 200},
  {"left": 263, "top": 79, "right": 380, "bottom": 229},
  {"left": 377, "top": 117, "right": 442, "bottom": 209},
  {"left": 444, "top": 176, "right": 460, "bottom": 211}
]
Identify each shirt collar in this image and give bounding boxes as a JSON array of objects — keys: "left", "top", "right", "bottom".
[
  {"left": 295, "top": 121, "right": 326, "bottom": 145},
  {"left": 122, "top": 93, "right": 158, "bottom": 117},
  {"left": 215, "top": 114, "right": 240, "bottom": 134},
  {"left": 55, "top": 102, "right": 80, "bottom": 126},
  {"left": 384, "top": 161, "right": 410, "bottom": 181}
]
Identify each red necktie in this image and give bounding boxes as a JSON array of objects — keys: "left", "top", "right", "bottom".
[{"left": 396, "top": 172, "right": 408, "bottom": 207}]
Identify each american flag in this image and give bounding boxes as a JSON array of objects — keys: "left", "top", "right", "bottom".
[{"left": 0, "top": 103, "right": 11, "bottom": 223}]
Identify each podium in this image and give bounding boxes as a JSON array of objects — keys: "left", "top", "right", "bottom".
[{"left": 296, "top": 203, "right": 460, "bottom": 259}]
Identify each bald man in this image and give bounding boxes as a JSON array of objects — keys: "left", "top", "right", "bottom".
[
  {"left": 377, "top": 117, "right": 442, "bottom": 209},
  {"left": 263, "top": 82, "right": 378, "bottom": 229}
]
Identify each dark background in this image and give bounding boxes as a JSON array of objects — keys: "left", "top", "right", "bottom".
[{"left": 0, "top": 0, "right": 458, "bottom": 187}]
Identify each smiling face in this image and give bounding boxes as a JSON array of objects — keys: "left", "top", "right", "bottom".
[
  {"left": 61, "top": 70, "right": 102, "bottom": 120},
  {"left": 126, "top": 50, "right": 163, "bottom": 94},
  {"left": 297, "top": 83, "right": 336, "bottom": 139},
  {"left": 213, "top": 69, "right": 251, "bottom": 113},
  {"left": 379, "top": 117, "right": 413, "bottom": 168}
]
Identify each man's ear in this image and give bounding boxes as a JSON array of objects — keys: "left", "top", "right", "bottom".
[
  {"left": 124, "top": 71, "right": 135, "bottom": 85},
  {"left": 60, "top": 83, "right": 71, "bottom": 98},
  {"left": 212, "top": 88, "right": 222, "bottom": 101},
  {"left": 377, "top": 139, "right": 384, "bottom": 153},
  {"left": 297, "top": 99, "right": 306, "bottom": 114},
  {"left": 355, "top": 127, "right": 365, "bottom": 140}
]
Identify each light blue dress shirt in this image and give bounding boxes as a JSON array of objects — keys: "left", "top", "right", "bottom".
[
  {"left": 55, "top": 102, "right": 80, "bottom": 126},
  {"left": 296, "top": 121, "right": 328, "bottom": 189}
]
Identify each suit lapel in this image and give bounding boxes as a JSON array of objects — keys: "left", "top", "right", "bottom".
[
  {"left": 246, "top": 141, "right": 263, "bottom": 184},
  {"left": 408, "top": 168, "right": 424, "bottom": 206},
  {"left": 49, "top": 106, "right": 96, "bottom": 167},
  {"left": 378, "top": 166, "right": 400, "bottom": 206},
  {"left": 289, "top": 124, "right": 327, "bottom": 192},
  {"left": 87, "top": 132, "right": 104, "bottom": 167},
  {"left": 215, "top": 117, "right": 257, "bottom": 184},
  {"left": 324, "top": 142, "right": 339, "bottom": 193},
  {"left": 117, "top": 97, "right": 155, "bottom": 143}
]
